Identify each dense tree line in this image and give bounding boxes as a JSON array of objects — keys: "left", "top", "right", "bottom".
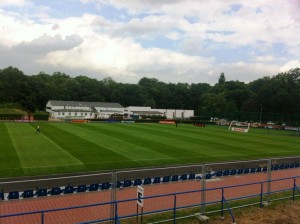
[{"left": 0, "top": 66, "right": 300, "bottom": 123}]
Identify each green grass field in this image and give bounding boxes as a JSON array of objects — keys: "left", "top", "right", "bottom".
[{"left": 1, "top": 122, "right": 299, "bottom": 178}]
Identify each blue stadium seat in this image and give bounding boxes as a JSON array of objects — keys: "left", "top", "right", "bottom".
[
  {"left": 230, "top": 169, "right": 237, "bottom": 175},
  {"left": 205, "top": 174, "right": 211, "bottom": 179},
  {"left": 244, "top": 168, "right": 250, "bottom": 174},
  {"left": 77, "top": 185, "right": 87, "bottom": 192},
  {"left": 143, "top": 178, "right": 152, "bottom": 185},
  {"left": 163, "top": 176, "right": 170, "bottom": 183},
  {"left": 133, "top": 179, "right": 142, "bottom": 186},
  {"left": 273, "top": 165, "right": 279, "bottom": 170},
  {"left": 123, "top": 180, "right": 132, "bottom": 187},
  {"left": 188, "top": 173, "right": 195, "bottom": 180},
  {"left": 8, "top": 191, "right": 19, "bottom": 200},
  {"left": 101, "top": 182, "right": 111, "bottom": 190},
  {"left": 49, "top": 187, "right": 61, "bottom": 195},
  {"left": 171, "top": 175, "right": 178, "bottom": 182},
  {"left": 117, "top": 181, "right": 124, "bottom": 188},
  {"left": 64, "top": 186, "right": 74, "bottom": 194},
  {"left": 0, "top": 192, "right": 4, "bottom": 200},
  {"left": 250, "top": 168, "right": 256, "bottom": 173},
  {"left": 256, "top": 167, "right": 262, "bottom": 172},
  {"left": 89, "top": 184, "right": 99, "bottom": 191},
  {"left": 284, "top": 164, "right": 290, "bottom": 169},
  {"left": 22, "top": 189, "right": 34, "bottom": 198},
  {"left": 295, "top": 162, "right": 300, "bottom": 168},
  {"left": 180, "top": 174, "right": 187, "bottom": 180},
  {"left": 279, "top": 164, "right": 285, "bottom": 169},
  {"left": 216, "top": 171, "right": 223, "bottom": 177},
  {"left": 196, "top": 175, "right": 202, "bottom": 180},
  {"left": 290, "top": 163, "right": 295, "bottom": 168},
  {"left": 223, "top": 170, "right": 230, "bottom": 176},
  {"left": 153, "top": 176, "right": 161, "bottom": 184},
  {"left": 36, "top": 188, "right": 48, "bottom": 197},
  {"left": 237, "top": 168, "right": 243, "bottom": 174},
  {"left": 262, "top": 167, "right": 268, "bottom": 172}
]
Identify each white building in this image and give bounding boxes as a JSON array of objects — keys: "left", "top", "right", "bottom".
[
  {"left": 126, "top": 106, "right": 194, "bottom": 119},
  {"left": 46, "top": 100, "right": 194, "bottom": 120},
  {"left": 46, "top": 100, "right": 124, "bottom": 119}
]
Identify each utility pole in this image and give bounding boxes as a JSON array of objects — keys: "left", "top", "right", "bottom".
[{"left": 260, "top": 104, "right": 263, "bottom": 124}]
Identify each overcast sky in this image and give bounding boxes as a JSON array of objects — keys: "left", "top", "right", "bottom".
[{"left": 0, "top": 0, "right": 299, "bottom": 84}]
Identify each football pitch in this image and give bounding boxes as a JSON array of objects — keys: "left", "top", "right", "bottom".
[{"left": 1, "top": 122, "right": 299, "bottom": 179}]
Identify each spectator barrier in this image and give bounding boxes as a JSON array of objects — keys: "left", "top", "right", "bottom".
[{"left": 0, "top": 156, "right": 299, "bottom": 223}]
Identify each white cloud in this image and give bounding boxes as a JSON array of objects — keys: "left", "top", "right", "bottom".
[
  {"left": 0, "top": 0, "right": 26, "bottom": 7},
  {"left": 166, "top": 31, "right": 182, "bottom": 41},
  {"left": 280, "top": 60, "right": 300, "bottom": 73},
  {"left": 254, "top": 56, "right": 275, "bottom": 63},
  {"left": 40, "top": 34, "right": 215, "bottom": 82},
  {"left": 13, "top": 34, "right": 83, "bottom": 54},
  {"left": 0, "top": 0, "right": 299, "bottom": 84},
  {"left": 217, "top": 62, "right": 280, "bottom": 83}
]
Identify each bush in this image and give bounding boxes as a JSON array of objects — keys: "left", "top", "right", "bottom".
[
  {"left": 0, "top": 114, "right": 24, "bottom": 120},
  {"left": 33, "top": 111, "right": 50, "bottom": 120},
  {"left": 0, "top": 108, "right": 27, "bottom": 120}
]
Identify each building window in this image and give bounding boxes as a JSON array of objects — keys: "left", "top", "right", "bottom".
[
  {"left": 81, "top": 113, "right": 83, "bottom": 116},
  {"left": 75, "top": 113, "right": 77, "bottom": 116},
  {"left": 69, "top": 112, "right": 71, "bottom": 116},
  {"left": 58, "top": 112, "right": 60, "bottom": 116},
  {"left": 62, "top": 113, "right": 64, "bottom": 115},
  {"left": 85, "top": 113, "right": 87, "bottom": 116}
]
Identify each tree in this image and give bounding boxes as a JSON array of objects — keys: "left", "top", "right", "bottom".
[
  {"left": 0, "top": 66, "right": 30, "bottom": 110},
  {"left": 201, "top": 93, "right": 228, "bottom": 119},
  {"left": 218, "top": 73, "right": 226, "bottom": 84}
]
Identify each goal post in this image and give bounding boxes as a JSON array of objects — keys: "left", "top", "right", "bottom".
[{"left": 228, "top": 121, "right": 250, "bottom": 133}]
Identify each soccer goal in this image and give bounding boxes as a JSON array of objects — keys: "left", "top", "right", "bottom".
[{"left": 228, "top": 121, "right": 250, "bottom": 133}]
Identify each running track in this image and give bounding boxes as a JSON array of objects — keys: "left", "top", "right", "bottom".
[{"left": 0, "top": 169, "right": 299, "bottom": 224}]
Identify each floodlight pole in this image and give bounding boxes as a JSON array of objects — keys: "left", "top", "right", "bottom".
[
  {"left": 181, "top": 104, "right": 185, "bottom": 120},
  {"left": 259, "top": 104, "right": 263, "bottom": 124}
]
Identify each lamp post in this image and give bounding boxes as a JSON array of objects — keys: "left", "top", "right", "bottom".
[{"left": 259, "top": 104, "right": 263, "bottom": 124}]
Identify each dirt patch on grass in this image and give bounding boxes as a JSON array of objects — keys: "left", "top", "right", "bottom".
[{"left": 201, "top": 200, "right": 300, "bottom": 224}]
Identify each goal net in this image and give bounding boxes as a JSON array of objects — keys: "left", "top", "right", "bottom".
[{"left": 228, "top": 121, "right": 250, "bottom": 133}]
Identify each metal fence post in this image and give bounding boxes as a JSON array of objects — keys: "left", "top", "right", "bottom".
[
  {"left": 260, "top": 182, "right": 264, "bottom": 209},
  {"left": 114, "top": 203, "right": 118, "bottom": 224},
  {"left": 41, "top": 211, "right": 44, "bottom": 224},
  {"left": 267, "top": 159, "right": 272, "bottom": 203},
  {"left": 111, "top": 172, "right": 117, "bottom": 223},
  {"left": 221, "top": 188, "right": 224, "bottom": 218},
  {"left": 201, "top": 164, "right": 206, "bottom": 215},
  {"left": 293, "top": 178, "right": 296, "bottom": 202},
  {"left": 173, "top": 194, "right": 177, "bottom": 224}
]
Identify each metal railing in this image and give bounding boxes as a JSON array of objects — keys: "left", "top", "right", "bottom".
[{"left": 1, "top": 175, "right": 299, "bottom": 224}]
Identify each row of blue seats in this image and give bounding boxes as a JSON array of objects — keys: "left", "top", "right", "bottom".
[
  {"left": 1, "top": 163, "right": 298, "bottom": 201},
  {"left": 215, "top": 167, "right": 267, "bottom": 177},
  {"left": 0, "top": 175, "right": 198, "bottom": 201},
  {"left": 0, "top": 182, "right": 112, "bottom": 200},
  {"left": 117, "top": 163, "right": 300, "bottom": 188},
  {"left": 271, "top": 163, "right": 300, "bottom": 170},
  {"left": 117, "top": 173, "right": 197, "bottom": 188},
  {"left": 213, "top": 162, "right": 300, "bottom": 177}
]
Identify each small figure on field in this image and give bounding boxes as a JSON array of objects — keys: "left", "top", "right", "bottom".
[{"left": 36, "top": 125, "right": 40, "bottom": 134}]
